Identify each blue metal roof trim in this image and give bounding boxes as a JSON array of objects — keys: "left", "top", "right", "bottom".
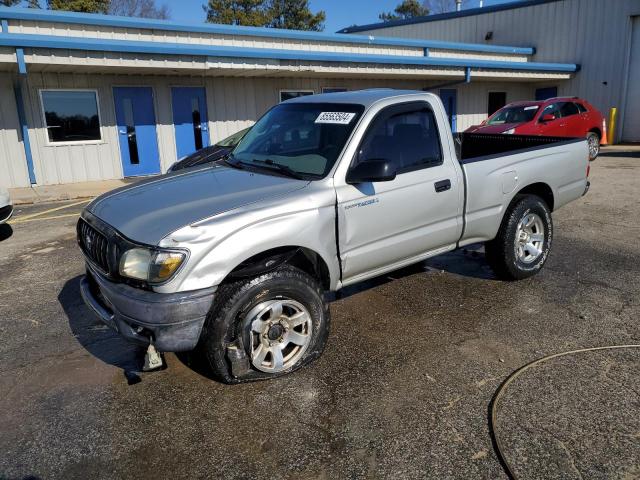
[
  {"left": 0, "top": 33, "right": 578, "bottom": 72},
  {"left": 0, "top": 6, "right": 534, "bottom": 55},
  {"left": 338, "top": 0, "right": 563, "bottom": 33}
]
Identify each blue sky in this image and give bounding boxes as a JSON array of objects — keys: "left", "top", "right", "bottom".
[{"left": 171, "top": 0, "right": 516, "bottom": 33}]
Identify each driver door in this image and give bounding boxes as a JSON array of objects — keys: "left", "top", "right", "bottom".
[
  {"left": 335, "top": 101, "right": 463, "bottom": 285},
  {"left": 535, "top": 102, "right": 564, "bottom": 136}
]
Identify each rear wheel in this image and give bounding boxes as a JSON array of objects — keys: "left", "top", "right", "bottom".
[
  {"left": 586, "top": 132, "right": 600, "bottom": 161},
  {"left": 485, "top": 195, "right": 553, "bottom": 280},
  {"left": 199, "top": 265, "right": 330, "bottom": 383}
]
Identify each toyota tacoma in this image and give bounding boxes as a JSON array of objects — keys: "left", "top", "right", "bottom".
[{"left": 78, "top": 89, "right": 590, "bottom": 382}]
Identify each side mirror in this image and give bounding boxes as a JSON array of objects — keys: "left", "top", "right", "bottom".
[
  {"left": 540, "top": 114, "right": 556, "bottom": 123},
  {"left": 346, "top": 159, "right": 397, "bottom": 184}
]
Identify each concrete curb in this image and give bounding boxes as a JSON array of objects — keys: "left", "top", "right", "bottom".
[{"left": 8, "top": 179, "right": 134, "bottom": 205}]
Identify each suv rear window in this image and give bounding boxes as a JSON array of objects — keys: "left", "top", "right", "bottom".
[
  {"left": 575, "top": 103, "right": 588, "bottom": 113},
  {"left": 559, "top": 102, "right": 580, "bottom": 117}
]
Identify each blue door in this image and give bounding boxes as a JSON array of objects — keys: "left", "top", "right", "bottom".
[
  {"left": 535, "top": 87, "right": 558, "bottom": 101},
  {"left": 113, "top": 87, "right": 161, "bottom": 177},
  {"left": 439, "top": 89, "right": 457, "bottom": 133},
  {"left": 171, "top": 87, "right": 210, "bottom": 159}
]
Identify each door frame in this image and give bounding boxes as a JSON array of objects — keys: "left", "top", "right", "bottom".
[
  {"left": 112, "top": 85, "right": 162, "bottom": 177},
  {"left": 169, "top": 85, "right": 211, "bottom": 160},
  {"left": 439, "top": 88, "right": 457, "bottom": 133},
  {"left": 487, "top": 90, "right": 507, "bottom": 117}
]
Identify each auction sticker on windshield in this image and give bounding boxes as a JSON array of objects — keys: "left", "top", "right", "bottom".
[{"left": 315, "top": 112, "right": 356, "bottom": 124}]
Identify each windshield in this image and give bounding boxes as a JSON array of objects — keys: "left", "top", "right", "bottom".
[
  {"left": 232, "top": 103, "right": 365, "bottom": 178},
  {"left": 487, "top": 105, "right": 539, "bottom": 125},
  {"left": 216, "top": 127, "right": 250, "bottom": 147}
]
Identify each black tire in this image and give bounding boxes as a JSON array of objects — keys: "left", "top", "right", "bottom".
[
  {"left": 485, "top": 194, "right": 553, "bottom": 280},
  {"left": 198, "top": 265, "right": 330, "bottom": 384},
  {"left": 587, "top": 132, "right": 600, "bottom": 161}
]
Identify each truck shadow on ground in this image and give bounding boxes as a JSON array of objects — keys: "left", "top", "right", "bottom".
[
  {"left": 334, "top": 244, "right": 495, "bottom": 301},
  {"left": 0, "top": 223, "right": 13, "bottom": 241},
  {"left": 58, "top": 247, "right": 495, "bottom": 382},
  {"left": 58, "top": 275, "right": 145, "bottom": 384}
]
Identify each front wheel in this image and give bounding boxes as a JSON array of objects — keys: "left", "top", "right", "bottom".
[
  {"left": 485, "top": 195, "right": 553, "bottom": 280},
  {"left": 587, "top": 132, "right": 600, "bottom": 161},
  {"left": 198, "top": 265, "right": 330, "bottom": 383}
]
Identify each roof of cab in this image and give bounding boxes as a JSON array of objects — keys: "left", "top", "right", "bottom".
[{"left": 283, "top": 89, "right": 434, "bottom": 109}]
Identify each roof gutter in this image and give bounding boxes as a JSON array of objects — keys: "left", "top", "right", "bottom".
[{"left": 0, "top": 33, "right": 579, "bottom": 73}]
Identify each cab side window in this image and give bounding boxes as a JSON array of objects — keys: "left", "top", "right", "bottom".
[
  {"left": 559, "top": 102, "right": 579, "bottom": 117},
  {"left": 355, "top": 105, "right": 443, "bottom": 174},
  {"left": 575, "top": 102, "right": 588, "bottom": 113},
  {"left": 540, "top": 103, "right": 562, "bottom": 120}
]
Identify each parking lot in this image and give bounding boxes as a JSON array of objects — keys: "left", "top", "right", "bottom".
[{"left": 1, "top": 148, "right": 639, "bottom": 480}]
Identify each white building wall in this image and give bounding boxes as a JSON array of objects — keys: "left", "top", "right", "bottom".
[
  {"left": 0, "top": 73, "right": 30, "bottom": 189},
  {"left": 0, "top": 73, "right": 535, "bottom": 187},
  {"left": 354, "top": 0, "right": 640, "bottom": 140}
]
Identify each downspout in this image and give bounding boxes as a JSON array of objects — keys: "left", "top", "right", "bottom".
[
  {"left": 424, "top": 66, "right": 472, "bottom": 91},
  {"left": 2, "top": 19, "right": 36, "bottom": 185}
]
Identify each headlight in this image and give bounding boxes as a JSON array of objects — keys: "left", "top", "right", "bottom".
[
  {"left": 119, "top": 247, "right": 186, "bottom": 284},
  {"left": 504, "top": 128, "right": 516, "bottom": 135}
]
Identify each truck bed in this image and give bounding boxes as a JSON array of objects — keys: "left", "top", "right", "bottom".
[
  {"left": 454, "top": 132, "right": 582, "bottom": 162},
  {"left": 455, "top": 133, "right": 588, "bottom": 247}
]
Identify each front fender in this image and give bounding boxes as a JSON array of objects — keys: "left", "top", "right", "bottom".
[{"left": 156, "top": 203, "right": 340, "bottom": 293}]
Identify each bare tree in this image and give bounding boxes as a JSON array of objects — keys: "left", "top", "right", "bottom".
[
  {"left": 423, "top": 0, "right": 467, "bottom": 14},
  {"left": 109, "top": 0, "right": 170, "bottom": 19}
]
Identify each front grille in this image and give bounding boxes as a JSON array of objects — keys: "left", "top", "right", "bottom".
[{"left": 77, "top": 218, "right": 111, "bottom": 274}]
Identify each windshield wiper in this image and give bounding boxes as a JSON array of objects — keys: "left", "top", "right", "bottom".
[
  {"left": 220, "top": 153, "right": 244, "bottom": 170},
  {"left": 250, "top": 159, "right": 306, "bottom": 180}
]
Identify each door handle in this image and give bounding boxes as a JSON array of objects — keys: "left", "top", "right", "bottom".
[{"left": 434, "top": 179, "right": 451, "bottom": 193}]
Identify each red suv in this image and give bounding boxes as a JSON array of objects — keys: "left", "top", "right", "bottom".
[{"left": 466, "top": 97, "right": 606, "bottom": 160}]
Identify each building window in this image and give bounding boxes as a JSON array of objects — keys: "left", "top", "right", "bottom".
[
  {"left": 487, "top": 91, "right": 507, "bottom": 116},
  {"left": 40, "top": 90, "right": 102, "bottom": 144},
  {"left": 322, "top": 87, "right": 348, "bottom": 94},
  {"left": 279, "top": 90, "right": 314, "bottom": 102}
]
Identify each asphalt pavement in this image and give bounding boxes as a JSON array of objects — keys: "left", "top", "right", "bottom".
[{"left": 0, "top": 149, "right": 639, "bottom": 480}]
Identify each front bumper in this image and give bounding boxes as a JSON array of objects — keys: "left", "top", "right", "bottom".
[
  {"left": 0, "top": 204, "right": 13, "bottom": 224},
  {"left": 80, "top": 266, "right": 216, "bottom": 352}
]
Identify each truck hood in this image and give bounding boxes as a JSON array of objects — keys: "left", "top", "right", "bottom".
[
  {"left": 466, "top": 123, "right": 522, "bottom": 134},
  {"left": 87, "top": 165, "right": 308, "bottom": 245}
]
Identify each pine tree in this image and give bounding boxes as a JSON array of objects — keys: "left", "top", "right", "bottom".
[
  {"left": 267, "top": 0, "right": 325, "bottom": 31},
  {"left": 379, "top": 0, "right": 429, "bottom": 22},
  {"left": 1, "top": 0, "right": 22, "bottom": 6},
  {"left": 47, "top": 0, "right": 110, "bottom": 13},
  {"left": 203, "top": 0, "right": 269, "bottom": 27}
]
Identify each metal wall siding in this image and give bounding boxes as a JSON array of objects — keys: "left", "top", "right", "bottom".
[
  {"left": 0, "top": 34, "right": 577, "bottom": 72},
  {"left": 0, "top": 74, "right": 30, "bottom": 188},
  {"left": 1, "top": 9, "right": 535, "bottom": 54},
  {"left": 356, "top": 0, "right": 639, "bottom": 134},
  {"left": 10, "top": 20, "right": 426, "bottom": 58}
]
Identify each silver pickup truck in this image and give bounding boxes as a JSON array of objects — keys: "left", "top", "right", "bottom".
[{"left": 78, "top": 89, "right": 590, "bottom": 382}]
